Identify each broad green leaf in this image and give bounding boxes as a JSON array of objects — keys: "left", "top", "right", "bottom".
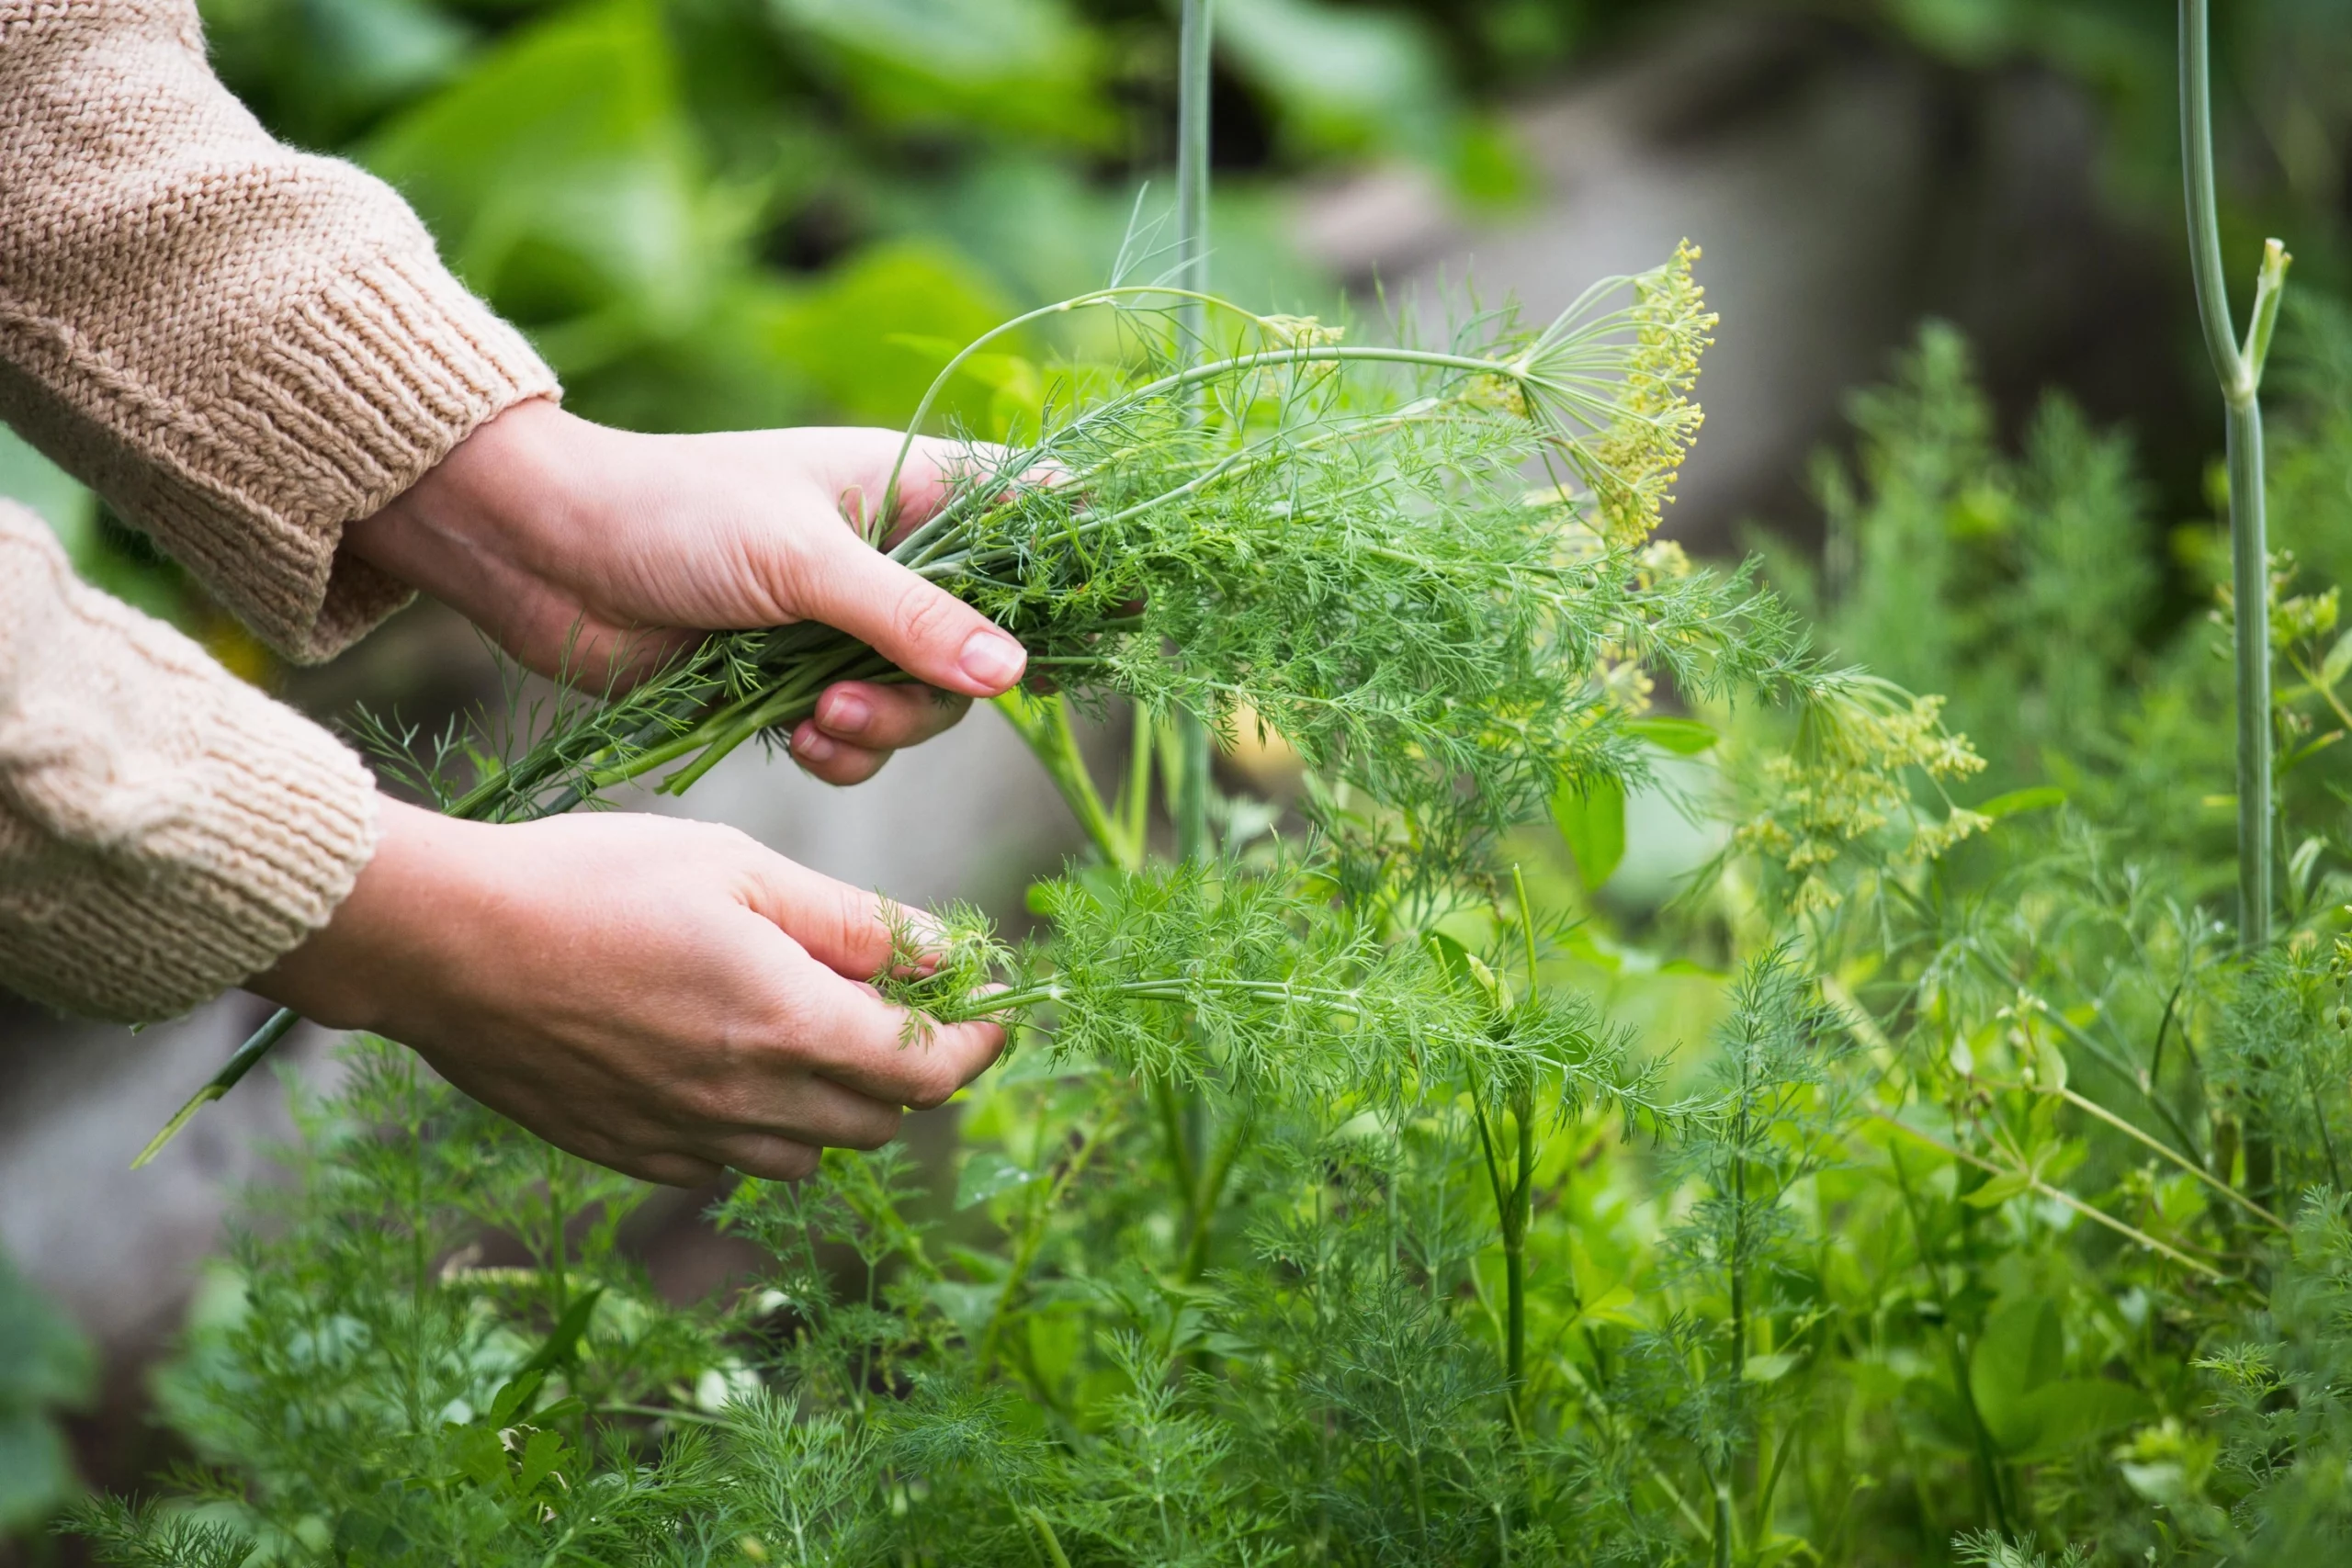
[
  {"left": 1743, "top": 1351, "right": 1802, "bottom": 1383},
  {"left": 769, "top": 0, "right": 1114, "bottom": 144},
  {"left": 1969, "top": 1299, "right": 2065, "bottom": 1451},
  {"left": 762, "top": 242, "right": 1016, "bottom": 426},
  {"left": 1625, "top": 716, "right": 1719, "bottom": 755},
  {"left": 957, "top": 1151, "right": 1042, "bottom": 1210},
  {"left": 1217, "top": 0, "right": 1452, "bottom": 157},
  {"left": 2009, "top": 1379, "right": 2154, "bottom": 1460},
  {"left": 1551, "top": 774, "right": 1626, "bottom": 891},
  {"left": 0, "top": 1415, "right": 74, "bottom": 1533},
  {"left": 367, "top": 0, "right": 722, "bottom": 324},
  {"left": 1976, "top": 785, "right": 2066, "bottom": 819}
]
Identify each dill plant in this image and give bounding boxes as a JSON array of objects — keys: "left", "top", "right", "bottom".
[
  {"left": 94, "top": 267, "right": 2352, "bottom": 1568},
  {"left": 84, "top": 233, "right": 1871, "bottom": 1568},
  {"left": 83, "top": 6, "right": 2352, "bottom": 1561}
]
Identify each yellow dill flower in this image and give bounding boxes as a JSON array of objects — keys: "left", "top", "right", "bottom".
[
  {"left": 1736, "top": 678, "right": 1989, "bottom": 911},
  {"left": 1588, "top": 241, "right": 1716, "bottom": 549}
]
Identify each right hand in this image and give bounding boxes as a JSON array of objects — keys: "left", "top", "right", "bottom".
[
  {"left": 254, "top": 798, "right": 1004, "bottom": 1185},
  {"left": 346, "top": 402, "right": 1031, "bottom": 787}
]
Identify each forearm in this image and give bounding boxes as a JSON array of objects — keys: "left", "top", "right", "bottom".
[
  {"left": 0, "top": 506, "right": 378, "bottom": 1022},
  {"left": 0, "top": 0, "right": 557, "bottom": 663}
]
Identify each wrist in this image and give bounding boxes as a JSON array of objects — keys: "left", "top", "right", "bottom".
[
  {"left": 345, "top": 397, "right": 590, "bottom": 629},
  {"left": 252, "top": 797, "right": 481, "bottom": 1032}
]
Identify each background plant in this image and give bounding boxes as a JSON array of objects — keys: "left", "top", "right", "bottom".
[{"left": 18, "top": 0, "right": 2352, "bottom": 1563}]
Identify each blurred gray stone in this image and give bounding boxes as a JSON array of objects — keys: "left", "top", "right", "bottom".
[{"left": 1293, "top": 9, "right": 2193, "bottom": 546}]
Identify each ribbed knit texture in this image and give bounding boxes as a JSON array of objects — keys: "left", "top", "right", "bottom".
[
  {"left": 0, "top": 2, "right": 562, "bottom": 1019},
  {"left": 0, "top": 0, "right": 560, "bottom": 662},
  {"left": 0, "top": 505, "right": 379, "bottom": 1021}
]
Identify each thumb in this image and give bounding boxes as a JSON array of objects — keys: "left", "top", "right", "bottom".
[
  {"left": 807, "top": 536, "right": 1026, "bottom": 698},
  {"left": 731, "top": 846, "right": 941, "bottom": 982}
]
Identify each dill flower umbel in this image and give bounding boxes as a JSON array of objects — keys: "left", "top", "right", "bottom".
[
  {"left": 1738, "top": 678, "right": 1989, "bottom": 912},
  {"left": 1588, "top": 240, "right": 1715, "bottom": 548}
]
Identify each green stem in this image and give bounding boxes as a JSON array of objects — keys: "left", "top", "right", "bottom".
[
  {"left": 2185, "top": 0, "right": 2290, "bottom": 1216},
  {"left": 1173, "top": 0, "right": 1216, "bottom": 870},
  {"left": 2182, "top": 0, "right": 2282, "bottom": 956},
  {"left": 1867, "top": 1109, "right": 2230, "bottom": 1281},
  {"left": 1023, "top": 1509, "right": 1076, "bottom": 1568}
]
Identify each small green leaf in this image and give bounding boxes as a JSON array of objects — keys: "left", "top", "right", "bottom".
[
  {"left": 2323, "top": 626, "right": 2352, "bottom": 685},
  {"left": 2284, "top": 729, "right": 2344, "bottom": 768},
  {"left": 1551, "top": 774, "right": 1625, "bottom": 891},
  {"left": 514, "top": 1287, "right": 604, "bottom": 1380},
  {"left": 1975, "top": 785, "right": 2066, "bottom": 819},
  {"left": 2030, "top": 1033, "right": 2068, "bottom": 1095},
  {"left": 956, "top": 1152, "right": 1041, "bottom": 1211},
  {"left": 925, "top": 1280, "right": 1007, "bottom": 1341},
  {"left": 1426, "top": 932, "right": 1477, "bottom": 993},
  {"left": 487, "top": 1370, "right": 545, "bottom": 1427},
  {"left": 1743, "top": 1350, "right": 1801, "bottom": 1383},
  {"left": 1962, "top": 1169, "right": 2035, "bottom": 1208},
  {"left": 1625, "top": 716, "right": 1718, "bottom": 754},
  {"left": 515, "top": 1426, "right": 570, "bottom": 1495}
]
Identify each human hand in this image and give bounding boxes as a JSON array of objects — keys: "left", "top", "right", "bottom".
[
  {"left": 254, "top": 799, "right": 1004, "bottom": 1185},
  {"left": 347, "top": 400, "right": 1028, "bottom": 785}
]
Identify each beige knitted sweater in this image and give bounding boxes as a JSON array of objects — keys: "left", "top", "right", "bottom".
[{"left": 0, "top": 2, "right": 558, "bottom": 1021}]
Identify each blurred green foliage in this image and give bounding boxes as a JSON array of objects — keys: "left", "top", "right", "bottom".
[{"left": 0, "top": 1251, "right": 93, "bottom": 1539}]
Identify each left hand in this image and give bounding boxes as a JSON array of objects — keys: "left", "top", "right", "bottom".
[{"left": 345, "top": 399, "right": 1028, "bottom": 785}]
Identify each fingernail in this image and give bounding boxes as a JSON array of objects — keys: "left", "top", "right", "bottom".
[
  {"left": 821, "top": 690, "right": 873, "bottom": 737},
  {"left": 794, "top": 727, "right": 838, "bottom": 764},
  {"left": 957, "top": 631, "right": 1026, "bottom": 690}
]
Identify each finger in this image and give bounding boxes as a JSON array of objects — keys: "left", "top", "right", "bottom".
[
  {"left": 729, "top": 851, "right": 935, "bottom": 980},
  {"left": 812, "top": 682, "right": 970, "bottom": 751},
  {"left": 613, "top": 1148, "right": 729, "bottom": 1188},
  {"left": 803, "top": 534, "right": 1026, "bottom": 699},
  {"left": 727, "top": 1077, "right": 906, "bottom": 1152},
  {"left": 794, "top": 973, "right": 1006, "bottom": 1108},
  {"left": 696, "top": 1131, "right": 823, "bottom": 1183},
  {"left": 788, "top": 727, "right": 891, "bottom": 787}
]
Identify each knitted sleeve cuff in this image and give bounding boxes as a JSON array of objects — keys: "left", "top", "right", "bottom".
[
  {"left": 0, "top": 250, "right": 560, "bottom": 664},
  {"left": 0, "top": 507, "right": 379, "bottom": 1023},
  {"left": 0, "top": 0, "right": 562, "bottom": 664}
]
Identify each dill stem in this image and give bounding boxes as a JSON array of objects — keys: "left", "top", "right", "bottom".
[
  {"left": 2035, "top": 1077, "right": 2283, "bottom": 1230},
  {"left": 2185, "top": 0, "right": 2288, "bottom": 1210},
  {"left": 1866, "top": 1108, "right": 2228, "bottom": 1281},
  {"left": 1023, "top": 1508, "right": 1076, "bottom": 1568},
  {"left": 1961, "top": 944, "right": 2203, "bottom": 1158}
]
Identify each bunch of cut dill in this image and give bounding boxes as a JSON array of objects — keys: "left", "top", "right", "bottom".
[{"left": 379, "top": 243, "right": 1798, "bottom": 851}]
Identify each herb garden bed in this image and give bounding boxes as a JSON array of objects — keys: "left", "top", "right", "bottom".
[{"left": 72, "top": 2, "right": 2352, "bottom": 1562}]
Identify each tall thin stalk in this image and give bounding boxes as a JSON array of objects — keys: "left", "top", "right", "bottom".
[
  {"left": 1171, "top": 0, "right": 1216, "bottom": 866},
  {"left": 2182, "top": 0, "right": 2291, "bottom": 955},
  {"left": 1162, "top": 0, "right": 1217, "bottom": 1254},
  {"left": 2182, "top": 0, "right": 2292, "bottom": 1207}
]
